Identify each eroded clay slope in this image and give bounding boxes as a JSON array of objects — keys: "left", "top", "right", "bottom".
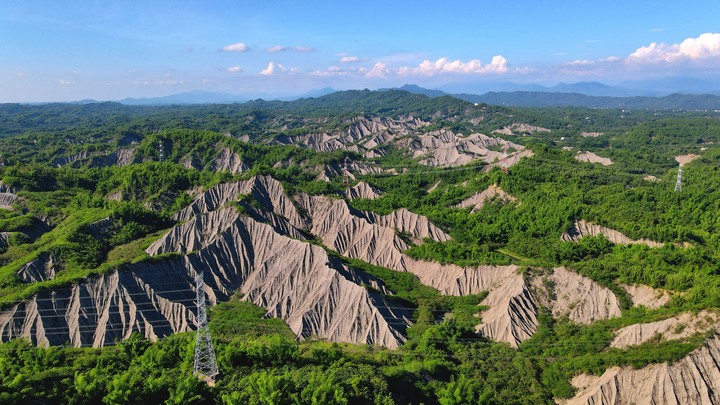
[
  {"left": 272, "top": 116, "right": 532, "bottom": 168},
  {"left": 52, "top": 148, "right": 137, "bottom": 168},
  {"left": 0, "top": 265, "right": 197, "bottom": 348},
  {"left": 273, "top": 116, "right": 428, "bottom": 154},
  {"left": 339, "top": 182, "right": 383, "bottom": 200},
  {"left": 174, "top": 175, "right": 306, "bottom": 229},
  {"left": 316, "top": 161, "right": 394, "bottom": 184},
  {"left": 0, "top": 191, "right": 18, "bottom": 210},
  {"left": 17, "top": 252, "right": 59, "bottom": 283},
  {"left": 533, "top": 267, "right": 622, "bottom": 325},
  {"left": 561, "top": 220, "right": 664, "bottom": 248},
  {"left": 295, "top": 193, "right": 622, "bottom": 347},
  {"left": 148, "top": 208, "right": 409, "bottom": 347},
  {"left": 213, "top": 147, "right": 247, "bottom": 174},
  {"left": 455, "top": 184, "right": 517, "bottom": 213},
  {"left": 404, "top": 130, "right": 528, "bottom": 168},
  {"left": 611, "top": 310, "right": 720, "bottom": 349},
  {"left": 1, "top": 208, "right": 410, "bottom": 348},
  {"left": 562, "top": 335, "right": 720, "bottom": 405},
  {"left": 493, "top": 123, "right": 551, "bottom": 135},
  {"left": 621, "top": 283, "right": 672, "bottom": 309},
  {"left": 575, "top": 151, "right": 613, "bottom": 166},
  {"left": 675, "top": 154, "right": 701, "bottom": 166}
]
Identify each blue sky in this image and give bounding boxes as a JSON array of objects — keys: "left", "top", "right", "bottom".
[{"left": 2, "top": 0, "right": 720, "bottom": 102}]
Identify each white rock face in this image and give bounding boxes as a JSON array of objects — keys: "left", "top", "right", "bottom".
[
  {"left": 339, "top": 182, "right": 383, "bottom": 200},
  {"left": 562, "top": 335, "right": 720, "bottom": 405},
  {"left": 297, "top": 194, "right": 622, "bottom": 348},
  {"left": 174, "top": 176, "right": 306, "bottom": 230},
  {"left": 52, "top": 148, "right": 137, "bottom": 168},
  {"left": 114, "top": 147, "right": 137, "bottom": 167},
  {"left": 455, "top": 184, "right": 517, "bottom": 213},
  {"left": 53, "top": 150, "right": 109, "bottom": 167},
  {"left": 476, "top": 271, "right": 538, "bottom": 347},
  {"left": 272, "top": 116, "right": 530, "bottom": 169},
  {"left": 675, "top": 154, "right": 700, "bottom": 166},
  {"left": 621, "top": 283, "right": 672, "bottom": 309},
  {"left": 0, "top": 232, "right": 11, "bottom": 247},
  {"left": 213, "top": 147, "right": 247, "bottom": 174},
  {"left": 0, "top": 192, "right": 17, "bottom": 210},
  {"left": 561, "top": 220, "right": 664, "bottom": 248},
  {"left": 533, "top": 267, "right": 622, "bottom": 325},
  {"left": 575, "top": 151, "right": 613, "bottom": 166},
  {"left": 0, "top": 175, "right": 624, "bottom": 350},
  {"left": 17, "top": 253, "right": 59, "bottom": 283},
  {"left": 274, "top": 116, "right": 428, "bottom": 154},
  {"left": 406, "top": 131, "right": 529, "bottom": 168},
  {"left": 0, "top": 176, "right": 413, "bottom": 348},
  {"left": 0, "top": 182, "right": 17, "bottom": 194},
  {"left": 492, "top": 123, "right": 551, "bottom": 135},
  {"left": 149, "top": 208, "right": 409, "bottom": 348},
  {"left": 611, "top": 311, "right": 720, "bottom": 349},
  {"left": 0, "top": 267, "right": 197, "bottom": 348}
]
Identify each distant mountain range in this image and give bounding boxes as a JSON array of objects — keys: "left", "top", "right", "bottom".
[
  {"left": 392, "top": 84, "right": 720, "bottom": 109},
  {"left": 59, "top": 79, "right": 720, "bottom": 109},
  {"left": 115, "top": 87, "right": 338, "bottom": 106},
  {"left": 436, "top": 77, "right": 720, "bottom": 97},
  {"left": 454, "top": 91, "right": 720, "bottom": 109}
]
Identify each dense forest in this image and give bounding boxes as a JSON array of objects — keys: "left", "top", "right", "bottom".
[{"left": 0, "top": 90, "right": 719, "bottom": 403}]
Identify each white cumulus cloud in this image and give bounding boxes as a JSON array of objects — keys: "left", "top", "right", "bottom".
[
  {"left": 227, "top": 66, "right": 242, "bottom": 73},
  {"left": 397, "top": 56, "right": 508, "bottom": 76},
  {"left": 565, "top": 56, "right": 620, "bottom": 67},
  {"left": 266, "top": 45, "right": 314, "bottom": 53},
  {"left": 366, "top": 62, "right": 390, "bottom": 78},
  {"left": 59, "top": 79, "right": 76, "bottom": 85},
  {"left": 339, "top": 56, "right": 360, "bottom": 63},
  {"left": 261, "top": 62, "right": 286, "bottom": 76},
  {"left": 222, "top": 42, "right": 250, "bottom": 52},
  {"left": 627, "top": 33, "right": 720, "bottom": 64}
]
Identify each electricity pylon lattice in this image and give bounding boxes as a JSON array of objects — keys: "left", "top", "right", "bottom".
[
  {"left": 158, "top": 140, "right": 165, "bottom": 162},
  {"left": 674, "top": 165, "right": 683, "bottom": 192},
  {"left": 193, "top": 271, "right": 218, "bottom": 385},
  {"left": 342, "top": 156, "right": 350, "bottom": 185}
]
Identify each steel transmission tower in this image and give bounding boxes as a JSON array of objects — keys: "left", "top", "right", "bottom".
[
  {"left": 342, "top": 156, "right": 350, "bottom": 186},
  {"left": 674, "top": 165, "right": 683, "bottom": 192},
  {"left": 158, "top": 140, "right": 165, "bottom": 162},
  {"left": 193, "top": 271, "right": 218, "bottom": 385}
]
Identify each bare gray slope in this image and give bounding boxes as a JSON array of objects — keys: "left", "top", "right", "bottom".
[
  {"left": 148, "top": 208, "right": 409, "bottom": 347},
  {"left": 295, "top": 193, "right": 620, "bottom": 347},
  {"left": 16, "top": 252, "right": 59, "bottom": 283},
  {"left": 0, "top": 262, "right": 197, "bottom": 348},
  {"left": 174, "top": 176, "right": 306, "bottom": 229},
  {"left": 561, "top": 220, "right": 664, "bottom": 247},
  {"left": 562, "top": 335, "right": 720, "bottom": 405},
  {"left": 0, "top": 208, "right": 409, "bottom": 348},
  {"left": 610, "top": 310, "right": 719, "bottom": 349},
  {"left": 339, "top": 182, "right": 383, "bottom": 200},
  {"left": 455, "top": 184, "right": 517, "bottom": 213},
  {"left": 0, "top": 191, "right": 18, "bottom": 210},
  {"left": 1, "top": 175, "right": 621, "bottom": 350},
  {"left": 272, "top": 116, "right": 531, "bottom": 168}
]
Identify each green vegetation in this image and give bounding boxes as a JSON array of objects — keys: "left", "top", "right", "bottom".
[{"left": 0, "top": 92, "right": 719, "bottom": 403}]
